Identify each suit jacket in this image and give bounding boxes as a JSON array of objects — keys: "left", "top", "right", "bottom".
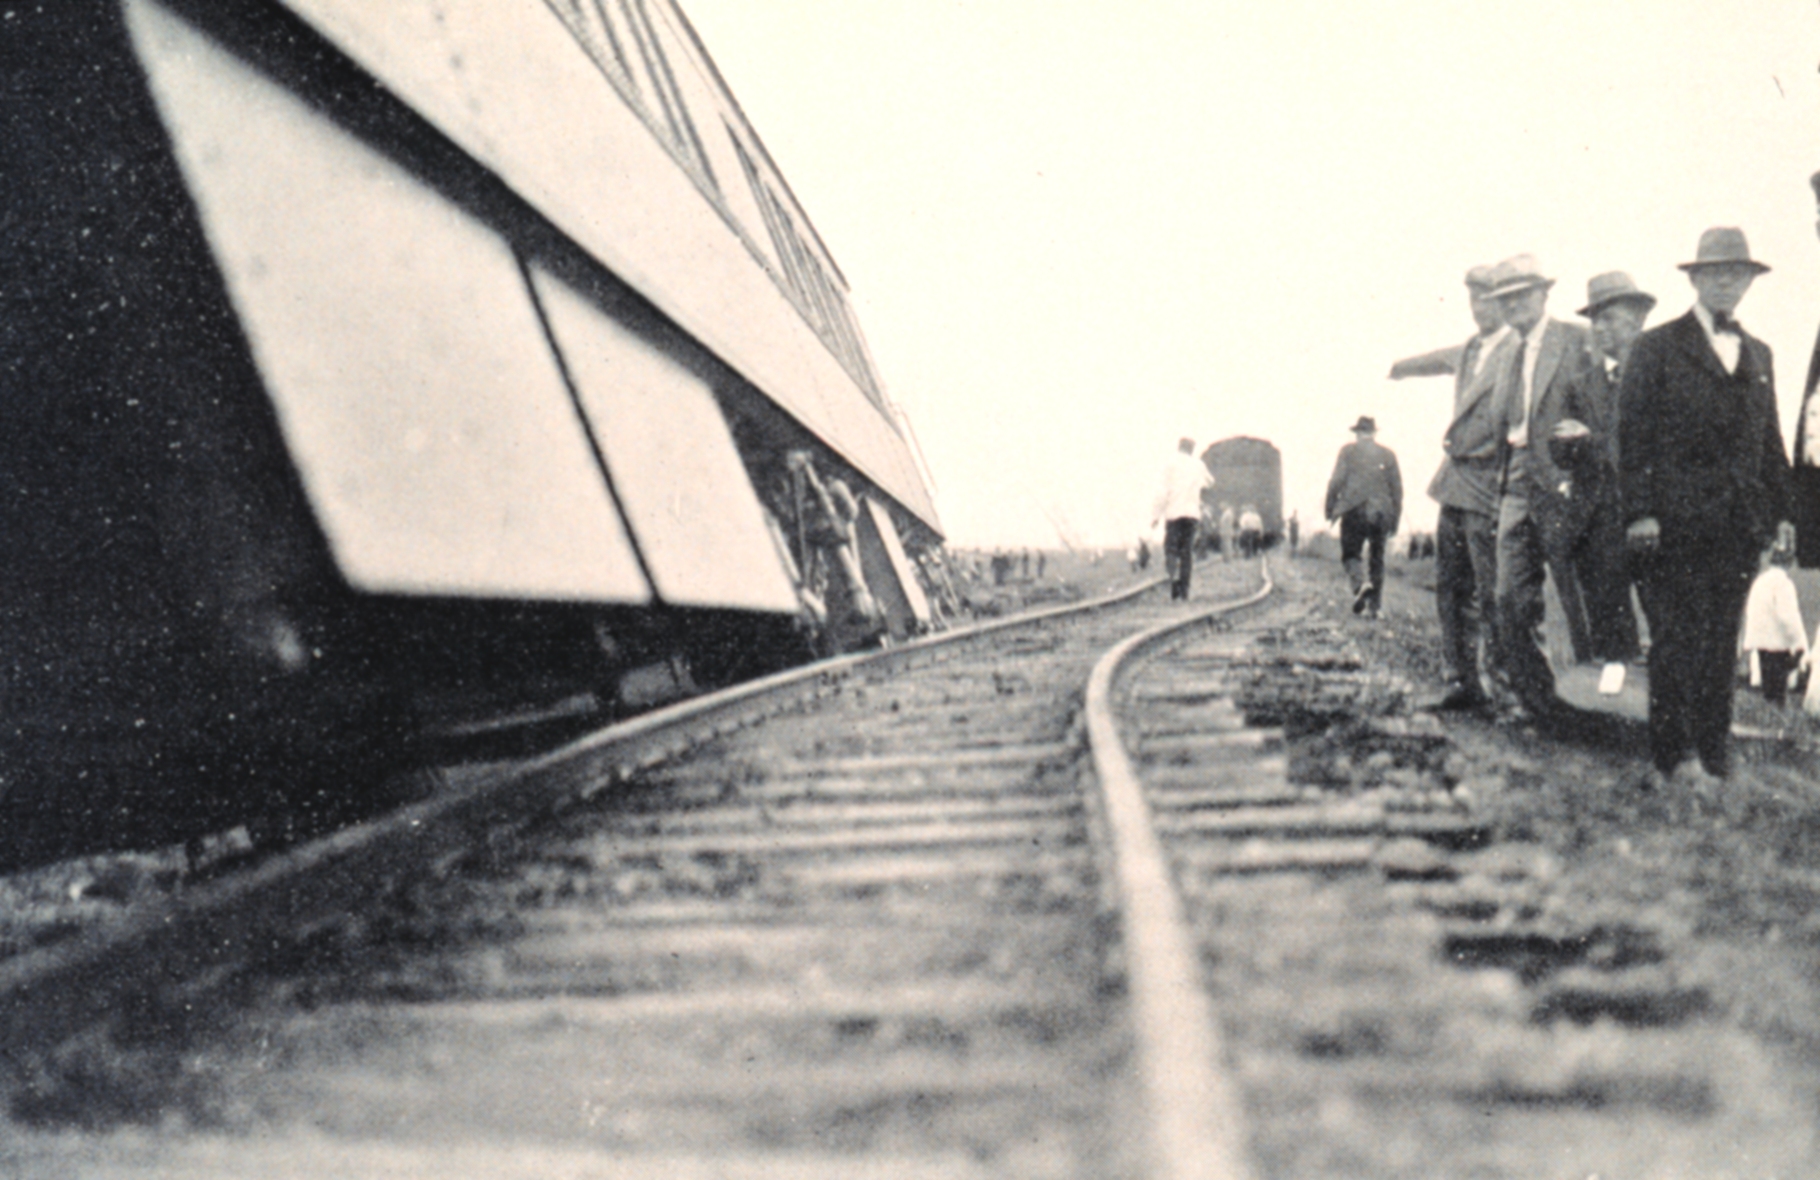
[
  {"left": 1427, "top": 329, "right": 1516, "bottom": 515},
  {"left": 1792, "top": 323, "right": 1820, "bottom": 565},
  {"left": 1326, "top": 438, "right": 1402, "bottom": 533},
  {"left": 1619, "top": 310, "right": 1790, "bottom": 562},
  {"left": 1490, "top": 318, "right": 1594, "bottom": 528},
  {"left": 1544, "top": 358, "right": 1623, "bottom": 547}
]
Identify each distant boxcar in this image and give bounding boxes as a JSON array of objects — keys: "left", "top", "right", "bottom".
[{"left": 1200, "top": 437, "right": 1284, "bottom": 546}]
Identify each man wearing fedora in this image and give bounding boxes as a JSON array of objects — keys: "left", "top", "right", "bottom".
[
  {"left": 1324, "top": 416, "right": 1402, "bottom": 617},
  {"left": 1620, "top": 227, "right": 1793, "bottom": 780},
  {"left": 1542, "top": 272, "right": 1650, "bottom": 689},
  {"left": 1401, "top": 263, "right": 1516, "bottom": 709},
  {"left": 1487, "top": 254, "right": 1594, "bottom": 721}
]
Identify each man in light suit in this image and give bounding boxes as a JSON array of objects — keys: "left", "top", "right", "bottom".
[
  {"left": 1486, "top": 254, "right": 1594, "bottom": 719},
  {"left": 1622, "top": 227, "right": 1792, "bottom": 780},
  {"left": 1394, "top": 264, "right": 1512, "bottom": 710}
]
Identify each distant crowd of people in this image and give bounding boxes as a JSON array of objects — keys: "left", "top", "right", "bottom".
[{"left": 1372, "top": 193, "right": 1820, "bottom": 784}]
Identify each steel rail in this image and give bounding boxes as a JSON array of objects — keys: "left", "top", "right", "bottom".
[
  {"left": 1083, "top": 558, "right": 1275, "bottom": 1180},
  {"left": 0, "top": 574, "right": 1166, "bottom": 1071}
]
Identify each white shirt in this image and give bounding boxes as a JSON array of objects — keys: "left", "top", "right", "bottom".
[
  {"left": 1471, "top": 325, "right": 1510, "bottom": 377},
  {"left": 1801, "top": 394, "right": 1820, "bottom": 466},
  {"left": 1154, "top": 451, "right": 1213, "bottom": 522},
  {"left": 1692, "top": 302, "right": 1741, "bottom": 375},
  {"left": 1505, "top": 317, "right": 1552, "bottom": 449},
  {"left": 1743, "top": 566, "right": 1806, "bottom": 653}
]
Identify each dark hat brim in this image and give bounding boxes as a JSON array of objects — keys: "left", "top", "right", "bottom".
[
  {"left": 1576, "top": 292, "right": 1658, "bottom": 318},
  {"left": 1677, "top": 259, "right": 1771, "bottom": 274}
]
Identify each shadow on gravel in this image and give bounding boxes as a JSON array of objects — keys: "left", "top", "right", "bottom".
[{"left": 1535, "top": 701, "right": 1651, "bottom": 762}]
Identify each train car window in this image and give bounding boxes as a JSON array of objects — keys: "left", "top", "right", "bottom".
[
  {"left": 725, "top": 133, "right": 888, "bottom": 411},
  {"left": 628, "top": 0, "right": 717, "bottom": 190},
  {"left": 528, "top": 266, "right": 801, "bottom": 614},
  {"left": 542, "top": 0, "right": 637, "bottom": 93},
  {"left": 127, "top": 0, "right": 653, "bottom": 604},
  {"left": 545, "top": 0, "right": 714, "bottom": 192},
  {"left": 542, "top": 0, "right": 790, "bottom": 288}
]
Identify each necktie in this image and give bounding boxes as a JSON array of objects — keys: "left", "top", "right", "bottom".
[
  {"left": 1511, "top": 335, "right": 1529, "bottom": 431},
  {"left": 1713, "top": 312, "right": 1740, "bottom": 335}
]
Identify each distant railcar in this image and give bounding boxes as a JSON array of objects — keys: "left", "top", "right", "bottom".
[
  {"left": 0, "top": 0, "right": 943, "bottom": 869},
  {"left": 1200, "top": 437, "right": 1284, "bottom": 546}
]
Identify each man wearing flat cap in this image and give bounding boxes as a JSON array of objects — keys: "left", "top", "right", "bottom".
[
  {"left": 1620, "top": 228, "right": 1793, "bottom": 780},
  {"left": 1325, "top": 416, "right": 1402, "bottom": 617},
  {"left": 1487, "top": 254, "right": 1594, "bottom": 720},
  {"left": 1398, "top": 264, "right": 1515, "bottom": 709},
  {"left": 1543, "top": 272, "right": 1649, "bottom": 689}
]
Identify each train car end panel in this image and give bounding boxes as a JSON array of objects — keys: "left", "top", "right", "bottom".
[{"left": 128, "top": 0, "right": 654, "bottom": 603}]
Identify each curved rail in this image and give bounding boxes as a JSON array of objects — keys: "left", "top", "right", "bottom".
[
  {"left": 1084, "top": 559, "right": 1275, "bottom": 1180},
  {"left": 0, "top": 573, "right": 1167, "bottom": 1066}
]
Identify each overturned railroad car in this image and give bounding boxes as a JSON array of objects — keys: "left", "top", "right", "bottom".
[
  {"left": 0, "top": 0, "right": 943, "bottom": 869},
  {"left": 1200, "top": 437, "right": 1284, "bottom": 546}
]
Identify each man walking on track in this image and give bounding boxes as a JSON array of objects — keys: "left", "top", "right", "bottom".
[
  {"left": 1621, "top": 227, "right": 1793, "bottom": 781},
  {"left": 1153, "top": 437, "right": 1213, "bottom": 601},
  {"left": 1324, "top": 416, "right": 1402, "bottom": 618}
]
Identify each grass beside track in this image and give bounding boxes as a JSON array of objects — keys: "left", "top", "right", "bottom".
[{"left": 1259, "top": 549, "right": 1820, "bottom": 1175}]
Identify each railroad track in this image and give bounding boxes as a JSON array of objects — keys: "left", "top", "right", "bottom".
[
  {"left": 4, "top": 556, "right": 1816, "bottom": 1178},
  {"left": 0, "top": 561, "right": 1268, "bottom": 1179}
]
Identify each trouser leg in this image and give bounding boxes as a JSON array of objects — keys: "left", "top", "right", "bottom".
[
  {"left": 1544, "top": 531, "right": 1595, "bottom": 665},
  {"left": 1339, "top": 512, "right": 1367, "bottom": 593},
  {"left": 1462, "top": 507, "right": 1501, "bottom": 684},
  {"left": 1434, "top": 506, "right": 1480, "bottom": 689},
  {"left": 1634, "top": 570, "right": 1690, "bottom": 772},
  {"left": 1164, "top": 518, "right": 1195, "bottom": 600},
  {"left": 1579, "top": 499, "right": 1641, "bottom": 663},
  {"left": 1634, "top": 552, "right": 1747, "bottom": 774},
  {"left": 1760, "top": 650, "right": 1800, "bottom": 706},
  {"left": 1691, "top": 562, "right": 1752, "bottom": 774},
  {"left": 1495, "top": 495, "right": 1556, "bottom": 712},
  {"left": 1365, "top": 523, "right": 1386, "bottom": 611}
]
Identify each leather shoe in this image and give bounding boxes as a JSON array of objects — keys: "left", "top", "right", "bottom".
[{"left": 1352, "top": 583, "right": 1373, "bottom": 615}]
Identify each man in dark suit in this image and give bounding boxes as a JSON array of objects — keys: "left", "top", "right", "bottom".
[
  {"left": 1792, "top": 171, "right": 1820, "bottom": 566},
  {"left": 1486, "top": 254, "right": 1594, "bottom": 719},
  {"left": 1546, "top": 273, "right": 1648, "bottom": 686},
  {"left": 1621, "top": 227, "right": 1793, "bottom": 779},
  {"left": 1393, "top": 264, "right": 1513, "bottom": 710},
  {"left": 1324, "top": 416, "right": 1401, "bottom": 617}
]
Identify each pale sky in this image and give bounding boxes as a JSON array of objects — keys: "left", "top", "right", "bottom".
[{"left": 682, "top": 1, "right": 1820, "bottom": 548}]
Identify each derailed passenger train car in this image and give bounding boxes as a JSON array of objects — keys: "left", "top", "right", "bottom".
[
  {"left": 1200, "top": 437, "right": 1283, "bottom": 546},
  {"left": 0, "top": 0, "right": 943, "bottom": 868}
]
